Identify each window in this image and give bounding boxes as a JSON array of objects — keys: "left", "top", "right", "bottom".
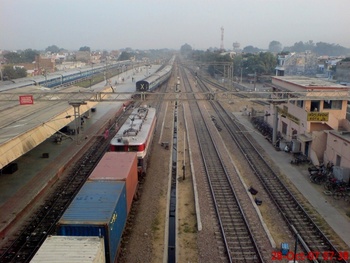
[
  {"left": 323, "top": 100, "right": 342, "bottom": 110},
  {"left": 128, "top": 145, "right": 139, "bottom": 152},
  {"left": 296, "top": 100, "right": 304, "bottom": 108},
  {"left": 282, "top": 121, "right": 287, "bottom": 135},
  {"left": 336, "top": 155, "right": 341, "bottom": 166},
  {"left": 310, "top": 101, "right": 320, "bottom": 112}
]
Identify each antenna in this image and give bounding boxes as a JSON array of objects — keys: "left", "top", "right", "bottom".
[{"left": 220, "top": 26, "right": 224, "bottom": 51}]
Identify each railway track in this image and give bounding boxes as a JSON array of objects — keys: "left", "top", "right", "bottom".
[
  {"left": 181, "top": 67, "right": 265, "bottom": 262},
  {"left": 185, "top": 65, "right": 269, "bottom": 107},
  {"left": 194, "top": 74, "right": 348, "bottom": 263}
]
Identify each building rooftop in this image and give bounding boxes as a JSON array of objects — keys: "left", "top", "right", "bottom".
[{"left": 272, "top": 76, "right": 347, "bottom": 89}]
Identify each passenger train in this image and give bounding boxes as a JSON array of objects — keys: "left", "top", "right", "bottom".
[
  {"left": 0, "top": 60, "right": 132, "bottom": 91},
  {"left": 136, "top": 55, "right": 175, "bottom": 92},
  {"left": 31, "top": 106, "right": 158, "bottom": 263}
]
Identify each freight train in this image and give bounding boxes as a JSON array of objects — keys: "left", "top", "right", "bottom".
[
  {"left": 31, "top": 106, "right": 157, "bottom": 263},
  {"left": 0, "top": 60, "right": 132, "bottom": 91},
  {"left": 135, "top": 55, "right": 175, "bottom": 92}
]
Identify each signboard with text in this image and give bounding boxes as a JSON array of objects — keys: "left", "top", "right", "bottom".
[
  {"left": 19, "top": 95, "right": 34, "bottom": 105},
  {"left": 307, "top": 112, "right": 329, "bottom": 122}
]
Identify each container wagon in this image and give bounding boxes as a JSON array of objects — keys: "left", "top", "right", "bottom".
[
  {"left": 56, "top": 181, "right": 127, "bottom": 263},
  {"left": 30, "top": 236, "right": 105, "bottom": 263},
  {"left": 88, "top": 152, "right": 138, "bottom": 214}
]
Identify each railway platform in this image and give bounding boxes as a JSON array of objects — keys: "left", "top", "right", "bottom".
[
  {"left": 233, "top": 112, "right": 350, "bottom": 248},
  {"left": 0, "top": 99, "right": 124, "bottom": 239},
  {"left": 0, "top": 65, "right": 158, "bottom": 240}
]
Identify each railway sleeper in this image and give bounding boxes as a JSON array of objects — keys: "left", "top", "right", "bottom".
[
  {"left": 229, "top": 241, "right": 256, "bottom": 248},
  {"left": 226, "top": 231, "right": 251, "bottom": 237},
  {"left": 223, "top": 220, "right": 246, "bottom": 225},
  {"left": 231, "top": 257, "right": 260, "bottom": 262},
  {"left": 220, "top": 213, "right": 243, "bottom": 218}
]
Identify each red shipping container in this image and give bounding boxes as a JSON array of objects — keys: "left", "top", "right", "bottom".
[{"left": 89, "top": 152, "right": 138, "bottom": 214}]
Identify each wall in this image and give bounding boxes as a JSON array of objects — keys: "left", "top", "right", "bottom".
[
  {"left": 311, "top": 131, "right": 327, "bottom": 162},
  {"left": 336, "top": 61, "right": 350, "bottom": 83},
  {"left": 324, "top": 132, "right": 350, "bottom": 168}
]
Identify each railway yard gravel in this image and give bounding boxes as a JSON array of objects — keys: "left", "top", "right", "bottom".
[{"left": 118, "top": 82, "right": 350, "bottom": 262}]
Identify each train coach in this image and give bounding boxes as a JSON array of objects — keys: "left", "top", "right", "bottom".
[
  {"left": 110, "top": 105, "right": 156, "bottom": 178},
  {"left": 135, "top": 55, "right": 175, "bottom": 92},
  {"left": 0, "top": 60, "right": 132, "bottom": 91}
]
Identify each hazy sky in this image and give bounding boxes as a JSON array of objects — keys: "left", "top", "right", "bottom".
[{"left": 1, "top": 0, "right": 350, "bottom": 51}]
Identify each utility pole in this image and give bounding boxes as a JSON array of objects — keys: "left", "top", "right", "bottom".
[
  {"left": 220, "top": 26, "right": 224, "bottom": 51},
  {"left": 90, "top": 62, "right": 94, "bottom": 89},
  {"left": 240, "top": 67, "right": 243, "bottom": 83},
  {"left": 0, "top": 62, "right": 3, "bottom": 81},
  {"left": 254, "top": 71, "right": 257, "bottom": 91},
  {"left": 183, "top": 131, "right": 186, "bottom": 180}
]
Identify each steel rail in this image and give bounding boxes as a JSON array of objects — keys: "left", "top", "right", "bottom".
[
  {"left": 181, "top": 67, "right": 264, "bottom": 262},
  {"left": 212, "top": 100, "right": 347, "bottom": 263}
]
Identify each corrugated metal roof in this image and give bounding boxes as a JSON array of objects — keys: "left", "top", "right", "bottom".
[{"left": 0, "top": 85, "right": 101, "bottom": 169}]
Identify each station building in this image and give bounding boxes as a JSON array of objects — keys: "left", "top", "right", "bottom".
[{"left": 265, "top": 76, "right": 350, "bottom": 169}]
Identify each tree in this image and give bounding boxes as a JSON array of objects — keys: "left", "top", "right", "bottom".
[
  {"left": 79, "top": 46, "right": 91, "bottom": 52},
  {"left": 45, "top": 45, "right": 60, "bottom": 53},
  {"left": 4, "top": 49, "right": 39, "bottom": 63},
  {"left": 4, "top": 52, "right": 22, "bottom": 63},
  {"left": 242, "top": 45, "right": 261, "bottom": 53},
  {"left": 180, "top": 43, "right": 192, "bottom": 57},
  {"left": 256, "top": 52, "right": 276, "bottom": 74},
  {"left": 180, "top": 43, "right": 192, "bottom": 53},
  {"left": 232, "top": 52, "right": 276, "bottom": 78},
  {"left": 2, "top": 65, "right": 27, "bottom": 80},
  {"left": 268, "top": 41, "right": 282, "bottom": 53},
  {"left": 23, "top": 49, "right": 39, "bottom": 62},
  {"left": 118, "top": 51, "right": 132, "bottom": 61},
  {"left": 284, "top": 41, "right": 350, "bottom": 56}
]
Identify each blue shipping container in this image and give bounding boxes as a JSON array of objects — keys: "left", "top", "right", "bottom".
[{"left": 57, "top": 181, "right": 127, "bottom": 263}]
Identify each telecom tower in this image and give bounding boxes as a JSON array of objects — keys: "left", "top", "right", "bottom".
[{"left": 220, "top": 26, "right": 224, "bottom": 51}]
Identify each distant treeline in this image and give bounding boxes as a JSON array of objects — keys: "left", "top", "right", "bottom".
[{"left": 283, "top": 41, "right": 350, "bottom": 56}]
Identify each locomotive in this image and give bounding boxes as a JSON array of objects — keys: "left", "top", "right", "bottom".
[{"left": 110, "top": 105, "right": 156, "bottom": 178}]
